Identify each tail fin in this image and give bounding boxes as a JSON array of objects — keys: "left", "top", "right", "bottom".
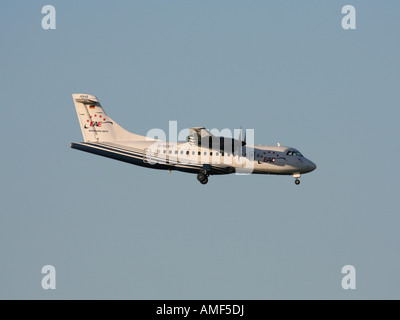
[{"left": 72, "top": 94, "right": 145, "bottom": 142}]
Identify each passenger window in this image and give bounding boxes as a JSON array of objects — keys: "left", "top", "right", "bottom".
[
  {"left": 210, "top": 152, "right": 213, "bottom": 156},
  {"left": 175, "top": 150, "right": 178, "bottom": 154},
  {"left": 186, "top": 151, "right": 190, "bottom": 155},
  {"left": 163, "top": 150, "right": 166, "bottom": 154},
  {"left": 192, "top": 151, "right": 195, "bottom": 155},
  {"left": 169, "top": 150, "right": 172, "bottom": 154},
  {"left": 180, "top": 151, "right": 183, "bottom": 155},
  {"left": 198, "top": 151, "right": 201, "bottom": 155},
  {"left": 204, "top": 152, "right": 207, "bottom": 155},
  {"left": 216, "top": 152, "right": 219, "bottom": 156}
]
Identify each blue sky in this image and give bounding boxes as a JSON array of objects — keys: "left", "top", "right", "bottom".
[{"left": 1, "top": 1, "right": 399, "bottom": 299}]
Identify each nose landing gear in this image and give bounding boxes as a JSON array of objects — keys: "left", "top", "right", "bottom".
[{"left": 293, "top": 173, "right": 301, "bottom": 186}]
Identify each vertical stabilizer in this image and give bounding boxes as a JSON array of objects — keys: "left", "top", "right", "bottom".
[{"left": 72, "top": 94, "right": 145, "bottom": 142}]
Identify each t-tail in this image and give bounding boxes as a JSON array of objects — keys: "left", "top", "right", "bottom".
[{"left": 72, "top": 93, "right": 145, "bottom": 142}]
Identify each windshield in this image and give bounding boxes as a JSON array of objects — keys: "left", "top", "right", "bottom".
[{"left": 286, "top": 150, "right": 303, "bottom": 157}]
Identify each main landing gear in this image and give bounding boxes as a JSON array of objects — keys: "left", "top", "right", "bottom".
[{"left": 197, "top": 170, "right": 209, "bottom": 185}]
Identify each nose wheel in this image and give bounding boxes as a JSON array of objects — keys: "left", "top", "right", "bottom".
[
  {"left": 293, "top": 173, "right": 301, "bottom": 186},
  {"left": 197, "top": 170, "right": 209, "bottom": 185}
]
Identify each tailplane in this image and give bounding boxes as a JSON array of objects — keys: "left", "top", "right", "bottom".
[{"left": 72, "top": 94, "right": 145, "bottom": 142}]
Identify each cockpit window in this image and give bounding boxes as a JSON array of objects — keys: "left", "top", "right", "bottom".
[{"left": 287, "top": 150, "right": 303, "bottom": 157}]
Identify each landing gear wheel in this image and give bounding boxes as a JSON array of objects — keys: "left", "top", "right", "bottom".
[
  {"left": 295, "top": 179, "right": 300, "bottom": 185},
  {"left": 197, "top": 173, "right": 206, "bottom": 182},
  {"left": 197, "top": 171, "right": 209, "bottom": 184}
]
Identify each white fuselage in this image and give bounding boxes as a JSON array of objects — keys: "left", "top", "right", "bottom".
[{"left": 71, "top": 140, "right": 316, "bottom": 176}]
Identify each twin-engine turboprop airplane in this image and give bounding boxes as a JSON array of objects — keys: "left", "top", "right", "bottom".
[{"left": 70, "top": 94, "right": 316, "bottom": 185}]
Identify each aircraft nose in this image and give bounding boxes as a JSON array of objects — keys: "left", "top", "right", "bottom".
[{"left": 308, "top": 160, "right": 317, "bottom": 172}]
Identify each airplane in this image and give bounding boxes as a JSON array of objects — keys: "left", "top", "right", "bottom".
[{"left": 70, "top": 94, "right": 317, "bottom": 185}]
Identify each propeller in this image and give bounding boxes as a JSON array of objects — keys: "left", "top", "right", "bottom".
[
  {"left": 239, "top": 125, "right": 246, "bottom": 145},
  {"left": 236, "top": 125, "right": 247, "bottom": 156}
]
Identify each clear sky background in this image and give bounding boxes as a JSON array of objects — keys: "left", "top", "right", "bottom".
[{"left": 1, "top": 1, "right": 399, "bottom": 299}]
